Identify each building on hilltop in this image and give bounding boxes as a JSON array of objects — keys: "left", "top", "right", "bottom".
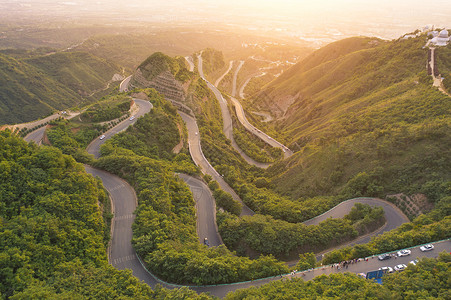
[{"left": 430, "top": 29, "right": 450, "bottom": 46}]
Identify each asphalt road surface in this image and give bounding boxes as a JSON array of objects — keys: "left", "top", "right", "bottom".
[
  {"left": 178, "top": 110, "right": 254, "bottom": 217},
  {"left": 119, "top": 75, "right": 132, "bottom": 92},
  {"left": 86, "top": 99, "right": 153, "bottom": 158},
  {"left": 23, "top": 111, "right": 82, "bottom": 144},
  {"left": 24, "top": 126, "right": 47, "bottom": 145},
  {"left": 230, "top": 96, "right": 293, "bottom": 159},
  {"left": 299, "top": 197, "right": 410, "bottom": 263},
  {"left": 178, "top": 174, "right": 223, "bottom": 246}
]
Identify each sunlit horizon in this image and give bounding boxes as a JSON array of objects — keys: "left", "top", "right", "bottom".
[{"left": 1, "top": 0, "right": 450, "bottom": 46}]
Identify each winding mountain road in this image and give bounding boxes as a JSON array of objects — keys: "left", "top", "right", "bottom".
[
  {"left": 22, "top": 111, "right": 81, "bottom": 144},
  {"left": 197, "top": 54, "right": 271, "bottom": 169},
  {"left": 30, "top": 58, "right": 447, "bottom": 298},
  {"left": 215, "top": 60, "right": 234, "bottom": 87},
  {"left": 239, "top": 71, "right": 267, "bottom": 99},
  {"left": 88, "top": 152, "right": 446, "bottom": 299},
  {"left": 229, "top": 60, "right": 293, "bottom": 159},
  {"left": 119, "top": 75, "right": 132, "bottom": 92},
  {"left": 178, "top": 110, "right": 254, "bottom": 216},
  {"left": 86, "top": 99, "right": 153, "bottom": 158}
]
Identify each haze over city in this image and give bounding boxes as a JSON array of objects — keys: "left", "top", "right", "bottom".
[{"left": 1, "top": 0, "right": 450, "bottom": 46}]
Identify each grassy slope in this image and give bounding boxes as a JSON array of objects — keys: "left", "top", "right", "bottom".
[
  {"left": 26, "top": 51, "right": 121, "bottom": 97},
  {"left": 249, "top": 36, "right": 450, "bottom": 202},
  {"left": 0, "top": 53, "right": 80, "bottom": 124},
  {"left": 0, "top": 51, "right": 123, "bottom": 125},
  {"left": 200, "top": 48, "right": 225, "bottom": 80},
  {"left": 134, "top": 52, "right": 191, "bottom": 84},
  {"left": 435, "top": 43, "right": 451, "bottom": 92}
]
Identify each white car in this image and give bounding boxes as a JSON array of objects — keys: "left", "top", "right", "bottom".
[
  {"left": 394, "top": 264, "right": 407, "bottom": 271},
  {"left": 420, "top": 244, "right": 434, "bottom": 252},
  {"left": 129, "top": 116, "right": 135, "bottom": 121},
  {"left": 99, "top": 135, "right": 106, "bottom": 140},
  {"left": 397, "top": 249, "right": 411, "bottom": 257},
  {"left": 378, "top": 266, "right": 394, "bottom": 273}
]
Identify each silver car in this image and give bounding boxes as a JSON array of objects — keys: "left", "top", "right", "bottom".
[
  {"left": 397, "top": 249, "right": 411, "bottom": 257},
  {"left": 420, "top": 244, "right": 434, "bottom": 252}
]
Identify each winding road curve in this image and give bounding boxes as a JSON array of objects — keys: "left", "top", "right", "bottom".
[
  {"left": 178, "top": 110, "right": 254, "bottom": 216},
  {"left": 229, "top": 60, "right": 293, "bottom": 159},
  {"left": 215, "top": 60, "right": 234, "bottom": 87},
  {"left": 85, "top": 153, "right": 447, "bottom": 299},
  {"left": 23, "top": 111, "right": 81, "bottom": 145},
  {"left": 119, "top": 75, "right": 132, "bottom": 92},
  {"left": 86, "top": 99, "right": 153, "bottom": 158},
  {"left": 197, "top": 54, "right": 271, "bottom": 169}
]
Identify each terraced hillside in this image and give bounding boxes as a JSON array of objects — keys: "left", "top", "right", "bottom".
[
  {"left": 129, "top": 52, "right": 191, "bottom": 102},
  {"left": 248, "top": 36, "right": 450, "bottom": 207}
]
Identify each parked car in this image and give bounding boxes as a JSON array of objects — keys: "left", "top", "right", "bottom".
[
  {"left": 397, "top": 249, "right": 411, "bottom": 257},
  {"left": 378, "top": 254, "right": 391, "bottom": 261},
  {"left": 129, "top": 116, "right": 135, "bottom": 121},
  {"left": 420, "top": 244, "right": 434, "bottom": 252},
  {"left": 409, "top": 259, "right": 418, "bottom": 266},
  {"left": 379, "top": 266, "right": 394, "bottom": 273},
  {"left": 394, "top": 264, "right": 408, "bottom": 271},
  {"left": 99, "top": 135, "right": 106, "bottom": 140}
]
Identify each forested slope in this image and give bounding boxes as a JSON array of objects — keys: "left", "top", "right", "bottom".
[
  {"left": 247, "top": 35, "right": 451, "bottom": 206},
  {"left": 0, "top": 131, "right": 158, "bottom": 298}
]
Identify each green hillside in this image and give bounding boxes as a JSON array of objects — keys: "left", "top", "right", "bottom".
[
  {"left": 246, "top": 36, "right": 451, "bottom": 208},
  {"left": 200, "top": 48, "right": 225, "bottom": 79},
  {"left": 136, "top": 52, "right": 191, "bottom": 83},
  {"left": 26, "top": 51, "right": 122, "bottom": 97},
  {"left": 0, "top": 53, "right": 80, "bottom": 125},
  {"left": 435, "top": 43, "right": 451, "bottom": 92},
  {"left": 0, "top": 51, "right": 123, "bottom": 125}
]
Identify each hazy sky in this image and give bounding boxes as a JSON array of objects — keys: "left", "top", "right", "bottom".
[{"left": 3, "top": 0, "right": 450, "bottom": 41}]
